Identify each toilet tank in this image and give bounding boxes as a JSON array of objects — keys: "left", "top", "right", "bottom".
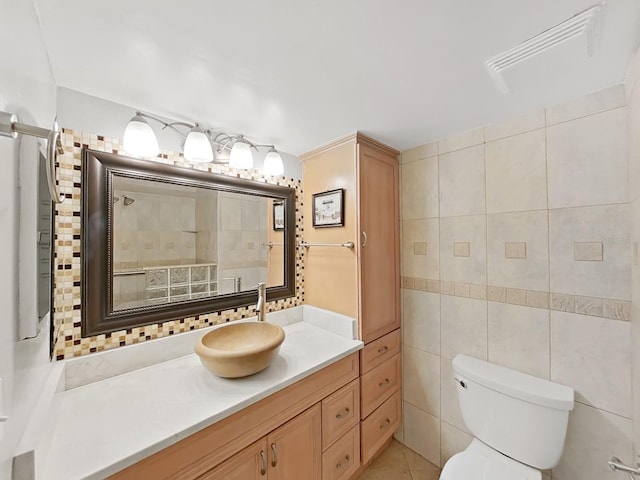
[{"left": 452, "top": 354, "right": 574, "bottom": 470}]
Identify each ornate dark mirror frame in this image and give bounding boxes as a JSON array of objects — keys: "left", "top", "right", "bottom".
[{"left": 81, "top": 149, "right": 296, "bottom": 337}]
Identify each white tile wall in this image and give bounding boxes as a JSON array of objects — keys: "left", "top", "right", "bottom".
[
  {"left": 628, "top": 47, "right": 640, "bottom": 459},
  {"left": 440, "top": 296, "right": 487, "bottom": 360},
  {"left": 401, "top": 155, "right": 439, "bottom": 220},
  {"left": 403, "top": 346, "right": 441, "bottom": 417},
  {"left": 546, "top": 84, "right": 626, "bottom": 125},
  {"left": 401, "top": 142, "right": 438, "bottom": 164},
  {"left": 403, "top": 402, "right": 441, "bottom": 467},
  {"left": 438, "top": 146, "right": 486, "bottom": 217},
  {"left": 439, "top": 421, "right": 472, "bottom": 466},
  {"left": 437, "top": 127, "right": 484, "bottom": 155},
  {"left": 484, "top": 109, "right": 546, "bottom": 142},
  {"left": 552, "top": 402, "right": 632, "bottom": 480},
  {"left": 488, "top": 302, "right": 550, "bottom": 379},
  {"left": 399, "top": 83, "right": 635, "bottom": 479},
  {"left": 487, "top": 210, "right": 549, "bottom": 291},
  {"left": 485, "top": 128, "right": 547, "bottom": 213},
  {"left": 547, "top": 108, "right": 628, "bottom": 209},
  {"left": 551, "top": 311, "right": 631, "bottom": 418},
  {"left": 549, "top": 204, "right": 630, "bottom": 300},
  {"left": 401, "top": 218, "right": 440, "bottom": 279},
  {"left": 402, "top": 290, "right": 440, "bottom": 355},
  {"left": 439, "top": 215, "right": 487, "bottom": 285}
]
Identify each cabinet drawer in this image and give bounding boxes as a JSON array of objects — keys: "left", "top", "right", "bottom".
[
  {"left": 322, "top": 379, "right": 360, "bottom": 450},
  {"left": 360, "top": 329, "right": 400, "bottom": 374},
  {"left": 360, "top": 353, "right": 400, "bottom": 419},
  {"left": 361, "top": 391, "right": 401, "bottom": 465},
  {"left": 322, "top": 424, "right": 360, "bottom": 480}
]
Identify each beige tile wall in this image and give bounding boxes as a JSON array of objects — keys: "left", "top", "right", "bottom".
[
  {"left": 627, "top": 47, "right": 640, "bottom": 464},
  {"left": 398, "top": 84, "right": 633, "bottom": 479}
]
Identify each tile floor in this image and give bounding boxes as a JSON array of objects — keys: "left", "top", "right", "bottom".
[{"left": 358, "top": 440, "right": 441, "bottom": 479}]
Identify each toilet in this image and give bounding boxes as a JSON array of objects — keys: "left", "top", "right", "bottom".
[{"left": 440, "top": 354, "right": 574, "bottom": 480}]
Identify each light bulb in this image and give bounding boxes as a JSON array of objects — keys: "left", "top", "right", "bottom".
[
  {"left": 184, "top": 125, "right": 213, "bottom": 163},
  {"left": 123, "top": 114, "right": 160, "bottom": 158},
  {"left": 229, "top": 138, "right": 254, "bottom": 169},
  {"left": 263, "top": 148, "right": 284, "bottom": 176}
]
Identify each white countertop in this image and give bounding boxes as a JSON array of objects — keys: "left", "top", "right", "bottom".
[{"left": 42, "top": 319, "right": 362, "bottom": 480}]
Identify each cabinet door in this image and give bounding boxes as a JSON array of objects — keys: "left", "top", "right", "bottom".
[
  {"left": 268, "top": 403, "right": 322, "bottom": 480},
  {"left": 199, "top": 438, "right": 268, "bottom": 480},
  {"left": 358, "top": 143, "right": 400, "bottom": 343}
]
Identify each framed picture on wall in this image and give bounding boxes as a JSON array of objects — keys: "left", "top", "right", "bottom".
[
  {"left": 312, "top": 188, "right": 344, "bottom": 228},
  {"left": 273, "top": 201, "right": 285, "bottom": 230}
]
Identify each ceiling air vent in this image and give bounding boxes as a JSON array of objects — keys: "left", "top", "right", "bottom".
[{"left": 486, "top": 3, "right": 604, "bottom": 93}]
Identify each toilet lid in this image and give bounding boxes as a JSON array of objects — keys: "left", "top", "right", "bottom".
[{"left": 440, "top": 441, "right": 541, "bottom": 480}]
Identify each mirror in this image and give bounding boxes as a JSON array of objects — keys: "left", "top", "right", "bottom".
[{"left": 82, "top": 149, "right": 296, "bottom": 337}]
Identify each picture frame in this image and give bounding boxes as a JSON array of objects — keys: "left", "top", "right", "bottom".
[
  {"left": 312, "top": 188, "right": 344, "bottom": 228},
  {"left": 273, "top": 201, "right": 285, "bottom": 230}
]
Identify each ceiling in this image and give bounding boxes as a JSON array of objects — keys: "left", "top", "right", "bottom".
[{"left": 33, "top": 0, "right": 640, "bottom": 156}]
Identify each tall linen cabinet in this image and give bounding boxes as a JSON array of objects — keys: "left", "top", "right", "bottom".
[{"left": 301, "top": 132, "right": 401, "bottom": 475}]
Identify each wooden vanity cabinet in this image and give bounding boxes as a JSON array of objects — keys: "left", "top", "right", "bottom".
[
  {"left": 301, "top": 133, "right": 401, "bottom": 473},
  {"left": 201, "top": 405, "right": 321, "bottom": 480},
  {"left": 109, "top": 353, "right": 358, "bottom": 480}
]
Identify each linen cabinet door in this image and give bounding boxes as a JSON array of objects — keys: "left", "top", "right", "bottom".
[
  {"left": 267, "top": 403, "right": 322, "bottom": 480},
  {"left": 358, "top": 143, "right": 400, "bottom": 343},
  {"left": 198, "top": 438, "right": 268, "bottom": 480}
]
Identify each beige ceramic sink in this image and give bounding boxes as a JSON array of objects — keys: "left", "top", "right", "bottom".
[{"left": 195, "top": 322, "right": 285, "bottom": 378}]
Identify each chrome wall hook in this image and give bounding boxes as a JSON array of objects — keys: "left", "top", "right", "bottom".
[{"left": 0, "top": 111, "right": 65, "bottom": 203}]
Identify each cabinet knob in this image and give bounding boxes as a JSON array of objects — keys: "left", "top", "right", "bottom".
[
  {"left": 361, "top": 231, "right": 368, "bottom": 248},
  {"left": 377, "top": 346, "right": 389, "bottom": 354},
  {"left": 270, "top": 443, "right": 278, "bottom": 467},
  {"left": 336, "top": 454, "right": 351, "bottom": 469},
  {"left": 379, "top": 378, "right": 390, "bottom": 388},
  {"left": 380, "top": 418, "right": 391, "bottom": 430},
  {"left": 335, "top": 407, "right": 350, "bottom": 419}
]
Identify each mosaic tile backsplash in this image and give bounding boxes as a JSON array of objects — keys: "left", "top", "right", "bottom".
[{"left": 52, "top": 129, "right": 304, "bottom": 360}]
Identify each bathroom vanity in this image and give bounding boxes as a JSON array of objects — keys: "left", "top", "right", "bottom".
[{"left": 39, "top": 308, "right": 364, "bottom": 480}]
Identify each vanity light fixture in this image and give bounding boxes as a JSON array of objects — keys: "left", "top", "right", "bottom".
[
  {"left": 0, "top": 110, "right": 65, "bottom": 203},
  {"left": 123, "top": 111, "right": 284, "bottom": 174},
  {"left": 263, "top": 147, "right": 284, "bottom": 176},
  {"left": 183, "top": 124, "right": 213, "bottom": 163},
  {"left": 229, "top": 136, "right": 254, "bottom": 169},
  {"left": 122, "top": 113, "right": 160, "bottom": 158}
]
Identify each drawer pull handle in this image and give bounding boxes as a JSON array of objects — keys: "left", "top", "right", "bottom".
[
  {"left": 379, "top": 378, "right": 390, "bottom": 388},
  {"left": 260, "top": 450, "right": 267, "bottom": 476},
  {"left": 336, "top": 454, "right": 351, "bottom": 469},
  {"left": 336, "top": 407, "right": 350, "bottom": 419},
  {"left": 380, "top": 418, "right": 391, "bottom": 430},
  {"left": 377, "top": 346, "right": 389, "bottom": 354},
  {"left": 271, "top": 443, "right": 278, "bottom": 467}
]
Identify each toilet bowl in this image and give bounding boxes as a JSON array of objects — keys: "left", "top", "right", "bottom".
[
  {"left": 440, "top": 439, "right": 540, "bottom": 480},
  {"left": 439, "top": 355, "right": 574, "bottom": 480}
]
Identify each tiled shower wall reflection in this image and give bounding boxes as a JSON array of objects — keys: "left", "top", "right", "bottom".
[
  {"left": 398, "top": 85, "right": 632, "bottom": 480},
  {"left": 53, "top": 129, "right": 304, "bottom": 360},
  {"left": 217, "top": 192, "right": 268, "bottom": 294}
]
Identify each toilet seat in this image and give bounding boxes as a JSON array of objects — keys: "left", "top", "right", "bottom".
[{"left": 440, "top": 439, "right": 541, "bottom": 480}]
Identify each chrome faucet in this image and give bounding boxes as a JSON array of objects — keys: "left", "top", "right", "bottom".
[{"left": 255, "top": 282, "right": 266, "bottom": 322}]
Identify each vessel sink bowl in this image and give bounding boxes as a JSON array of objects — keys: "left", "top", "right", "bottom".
[{"left": 195, "top": 322, "right": 285, "bottom": 378}]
